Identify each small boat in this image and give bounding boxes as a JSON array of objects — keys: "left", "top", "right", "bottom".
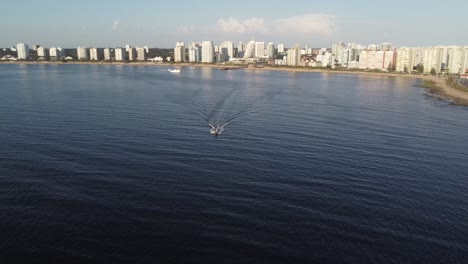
[
  {"left": 168, "top": 69, "right": 181, "bottom": 73},
  {"left": 208, "top": 124, "right": 223, "bottom": 136}
]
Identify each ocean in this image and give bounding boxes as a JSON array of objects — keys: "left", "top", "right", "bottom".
[{"left": 1, "top": 64, "right": 467, "bottom": 263}]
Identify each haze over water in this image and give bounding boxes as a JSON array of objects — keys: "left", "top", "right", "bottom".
[{"left": 1, "top": 64, "right": 467, "bottom": 263}]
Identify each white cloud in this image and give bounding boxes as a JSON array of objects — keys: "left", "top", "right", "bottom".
[
  {"left": 273, "top": 14, "right": 336, "bottom": 36},
  {"left": 112, "top": 20, "right": 119, "bottom": 31},
  {"left": 217, "top": 17, "right": 267, "bottom": 33}
]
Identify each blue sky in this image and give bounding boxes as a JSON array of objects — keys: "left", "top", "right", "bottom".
[{"left": 1, "top": 0, "right": 467, "bottom": 48}]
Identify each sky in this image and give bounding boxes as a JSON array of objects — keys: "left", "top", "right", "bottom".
[{"left": 1, "top": 0, "right": 468, "bottom": 48}]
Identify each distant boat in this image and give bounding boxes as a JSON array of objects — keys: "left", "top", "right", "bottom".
[
  {"left": 168, "top": 69, "right": 180, "bottom": 73},
  {"left": 208, "top": 123, "right": 223, "bottom": 136}
]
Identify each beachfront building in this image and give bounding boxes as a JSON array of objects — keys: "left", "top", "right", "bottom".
[
  {"left": 447, "top": 46, "right": 466, "bottom": 74},
  {"left": 136, "top": 47, "right": 146, "bottom": 61},
  {"left": 188, "top": 42, "right": 201, "bottom": 62},
  {"left": 128, "top": 47, "right": 136, "bottom": 61},
  {"left": 174, "top": 42, "right": 186, "bottom": 62},
  {"left": 37, "top": 46, "right": 47, "bottom": 60},
  {"left": 423, "top": 46, "right": 443, "bottom": 74},
  {"left": 201, "top": 41, "right": 214, "bottom": 63},
  {"left": 255, "top": 42, "right": 265, "bottom": 58},
  {"left": 115, "top": 48, "right": 125, "bottom": 61},
  {"left": 89, "top": 48, "right": 99, "bottom": 61},
  {"left": 243, "top": 40, "right": 256, "bottom": 59},
  {"left": 287, "top": 44, "right": 301, "bottom": 66},
  {"left": 396, "top": 47, "right": 415, "bottom": 72},
  {"left": 278, "top": 44, "right": 285, "bottom": 53},
  {"left": 238, "top": 42, "right": 245, "bottom": 54},
  {"left": 49, "top": 47, "right": 60, "bottom": 60},
  {"left": 77, "top": 47, "right": 89, "bottom": 60},
  {"left": 332, "top": 41, "right": 345, "bottom": 64},
  {"left": 219, "top": 41, "right": 234, "bottom": 60},
  {"left": 104, "top": 48, "right": 111, "bottom": 61},
  {"left": 16, "top": 43, "right": 29, "bottom": 60},
  {"left": 267, "top": 42, "right": 275, "bottom": 59}
]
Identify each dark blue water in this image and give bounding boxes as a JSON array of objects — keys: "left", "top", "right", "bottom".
[{"left": 1, "top": 64, "right": 467, "bottom": 263}]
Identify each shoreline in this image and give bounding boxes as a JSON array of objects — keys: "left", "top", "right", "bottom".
[{"left": 2, "top": 60, "right": 467, "bottom": 105}]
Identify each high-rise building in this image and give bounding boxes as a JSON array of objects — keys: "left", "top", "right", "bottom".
[
  {"left": 77, "top": 47, "right": 89, "bottom": 60},
  {"left": 188, "top": 42, "right": 201, "bottom": 62},
  {"left": 423, "top": 46, "right": 443, "bottom": 73},
  {"left": 201, "top": 41, "right": 214, "bottom": 63},
  {"left": 243, "top": 41, "right": 256, "bottom": 59},
  {"left": 287, "top": 44, "right": 301, "bottom": 66},
  {"left": 89, "top": 48, "right": 99, "bottom": 61},
  {"left": 238, "top": 42, "right": 245, "bottom": 53},
  {"left": 16, "top": 43, "right": 29, "bottom": 60},
  {"left": 137, "top": 47, "right": 147, "bottom": 61},
  {"left": 255, "top": 42, "right": 265, "bottom": 58},
  {"left": 104, "top": 48, "right": 111, "bottom": 61},
  {"left": 115, "top": 48, "right": 125, "bottom": 61},
  {"left": 278, "top": 44, "right": 285, "bottom": 53},
  {"left": 267, "top": 42, "right": 275, "bottom": 58},
  {"left": 174, "top": 42, "right": 186, "bottom": 62},
  {"left": 447, "top": 46, "right": 465, "bottom": 74},
  {"left": 219, "top": 41, "right": 234, "bottom": 61},
  {"left": 37, "top": 46, "right": 47, "bottom": 60},
  {"left": 128, "top": 47, "right": 136, "bottom": 61},
  {"left": 49, "top": 47, "right": 60, "bottom": 60},
  {"left": 396, "top": 47, "right": 415, "bottom": 72}
]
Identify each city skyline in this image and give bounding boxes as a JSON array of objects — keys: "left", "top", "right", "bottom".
[{"left": 1, "top": 0, "right": 468, "bottom": 48}]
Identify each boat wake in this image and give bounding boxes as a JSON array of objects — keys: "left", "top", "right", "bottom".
[{"left": 196, "top": 80, "right": 281, "bottom": 136}]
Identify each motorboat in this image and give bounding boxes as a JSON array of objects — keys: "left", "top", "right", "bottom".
[
  {"left": 168, "top": 69, "right": 181, "bottom": 73},
  {"left": 208, "top": 124, "right": 223, "bottom": 136}
]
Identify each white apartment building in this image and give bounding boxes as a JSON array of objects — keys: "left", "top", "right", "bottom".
[
  {"left": 255, "top": 42, "right": 265, "bottom": 58},
  {"left": 37, "top": 47, "right": 47, "bottom": 60},
  {"left": 104, "top": 48, "right": 111, "bottom": 61},
  {"left": 238, "top": 42, "right": 245, "bottom": 54},
  {"left": 89, "top": 48, "right": 99, "bottom": 61},
  {"left": 16, "top": 43, "right": 29, "bottom": 60},
  {"left": 188, "top": 42, "right": 201, "bottom": 62},
  {"left": 287, "top": 45, "right": 301, "bottom": 66},
  {"left": 277, "top": 44, "right": 285, "bottom": 53},
  {"left": 201, "top": 41, "right": 214, "bottom": 63},
  {"left": 174, "top": 42, "right": 186, "bottom": 62},
  {"left": 447, "top": 46, "right": 466, "bottom": 74},
  {"left": 136, "top": 47, "right": 146, "bottom": 61},
  {"left": 423, "top": 46, "right": 443, "bottom": 73},
  {"left": 267, "top": 42, "right": 275, "bottom": 58},
  {"left": 243, "top": 41, "right": 256, "bottom": 59},
  {"left": 396, "top": 47, "right": 415, "bottom": 72},
  {"left": 115, "top": 48, "right": 125, "bottom": 61},
  {"left": 219, "top": 41, "right": 234, "bottom": 60},
  {"left": 49, "top": 47, "right": 60, "bottom": 60},
  {"left": 77, "top": 47, "right": 89, "bottom": 60},
  {"left": 128, "top": 47, "right": 136, "bottom": 61}
]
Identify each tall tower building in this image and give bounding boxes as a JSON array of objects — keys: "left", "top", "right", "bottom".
[
  {"left": 278, "top": 44, "right": 285, "bottom": 53},
  {"left": 16, "top": 43, "right": 29, "bottom": 60},
  {"left": 128, "top": 47, "right": 136, "bottom": 61},
  {"left": 77, "top": 47, "right": 89, "bottom": 60},
  {"left": 89, "top": 48, "right": 99, "bottom": 61},
  {"left": 238, "top": 42, "right": 245, "bottom": 53},
  {"left": 243, "top": 41, "right": 256, "bottom": 59},
  {"left": 104, "top": 48, "right": 111, "bottom": 61},
  {"left": 267, "top": 42, "right": 275, "bottom": 58},
  {"left": 287, "top": 44, "right": 301, "bottom": 66},
  {"left": 219, "top": 41, "right": 234, "bottom": 60},
  {"left": 201, "top": 41, "right": 214, "bottom": 63},
  {"left": 255, "top": 42, "right": 265, "bottom": 58},
  {"left": 115, "top": 48, "right": 125, "bottom": 61},
  {"left": 136, "top": 47, "right": 147, "bottom": 61},
  {"left": 174, "top": 42, "right": 186, "bottom": 62},
  {"left": 37, "top": 47, "right": 47, "bottom": 60},
  {"left": 188, "top": 42, "right": 201, "bottom": 62}
]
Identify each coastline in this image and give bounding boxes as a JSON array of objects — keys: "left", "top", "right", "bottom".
[{"left": 2, "top": 60, "right": 467, "bottom": 105}]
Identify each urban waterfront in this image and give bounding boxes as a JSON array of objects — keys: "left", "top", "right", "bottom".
[{"left": 1, "top": 64, "right": 468, "bottom": 263}]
